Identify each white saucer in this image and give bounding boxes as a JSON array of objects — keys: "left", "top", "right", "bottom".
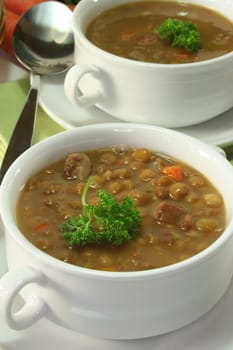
[
  {"left": 39, "top": 73, "right": 233, "bottom": 147},
  {"left": 1, "top": 228, "right": 233, "bottom": 349}
]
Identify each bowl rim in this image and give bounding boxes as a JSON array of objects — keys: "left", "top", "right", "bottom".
[{"left": 1, "top": 123, "right": 233, "bottom": 281}]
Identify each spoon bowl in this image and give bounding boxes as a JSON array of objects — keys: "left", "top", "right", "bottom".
[
  {"left": 0, "top": 1, "right": 74, "bottom": 184},
  {"left": 13, "top": 1, "right": 74, "bottom": 75}
]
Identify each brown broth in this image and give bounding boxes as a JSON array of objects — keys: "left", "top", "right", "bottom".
[
  {"left": 85, "top": 1, "right": 233, "bottom": 64},
  {"left": 16, "top": 147, "right": 226, "bottom": 272}
]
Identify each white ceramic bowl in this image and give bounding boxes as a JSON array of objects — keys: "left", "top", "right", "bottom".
[
  {"left": 1, "top": 123, "right": 233, "bottom": 340},
  {"left": 64, "top": 0, "right": 233, "bottom": 128}
]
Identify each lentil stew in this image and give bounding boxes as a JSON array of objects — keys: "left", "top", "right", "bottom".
[
  {"left": 85, "top": 1, "right": 233, "bottom": 64},
  {"left": 16, "top": 146, "right": 226, "bottom": 272}
]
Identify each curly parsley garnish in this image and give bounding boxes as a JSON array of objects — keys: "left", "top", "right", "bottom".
[
  {"left": 61, "top": 177, "right": 142, "bottom": 246},
  {"left": 158, "top": 18, "right": 201, "bottom": 52}
]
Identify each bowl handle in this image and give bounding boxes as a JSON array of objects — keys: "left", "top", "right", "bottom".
[
  {"left": 64, "top": 64, "right": 102, "bottom": 107},
  {"left": 0, "top": 266, "right": 47, "bottom": 330}
]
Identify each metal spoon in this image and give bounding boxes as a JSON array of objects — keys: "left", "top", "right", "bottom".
[{"left": 0, "top": 1, "right": 74, "bottom": 184}]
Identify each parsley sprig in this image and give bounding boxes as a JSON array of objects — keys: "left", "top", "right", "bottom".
[
  {"left": 62, "top": 177, "right": 142, "bottom": 246},
  {"left": 158, "top": 18, "right": 201, "bottom": 52}
]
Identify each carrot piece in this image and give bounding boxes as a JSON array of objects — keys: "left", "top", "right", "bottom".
[
  {"left": 35, "top": 222, "right": 49, "bottom": 232},
  {"left": 3, "top": 0, "right": 46, "bottom": 16},
  {"left": 120, "top": 31, "right": 136, "bottom": 41},
  {"left": 175, "top": 52, "right": 192, "bottom": 60},
  {"left": 66, "top": 4, "right": 75, "bottom": 11},
  {"left": 1, "top": 9, "right": 19, "bottom": 56},
  {"left": 162, "top": 165, "right": 183, "bottom": 182}
]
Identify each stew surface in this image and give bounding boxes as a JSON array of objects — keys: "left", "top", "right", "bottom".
[
  {"left": 17, "top": 146, "right": 226, "bottom": 272},
  {"left": 85, "top": 1, "right": 233, "bottom": 64}
]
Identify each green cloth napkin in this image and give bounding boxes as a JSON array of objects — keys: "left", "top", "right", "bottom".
[{"left": 0, "top": 78, "right": 64, "bottom": 164}]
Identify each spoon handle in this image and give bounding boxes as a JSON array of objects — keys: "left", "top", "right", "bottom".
[{"left": 0, "top": 86, "right": 38, "bottom": 185}]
